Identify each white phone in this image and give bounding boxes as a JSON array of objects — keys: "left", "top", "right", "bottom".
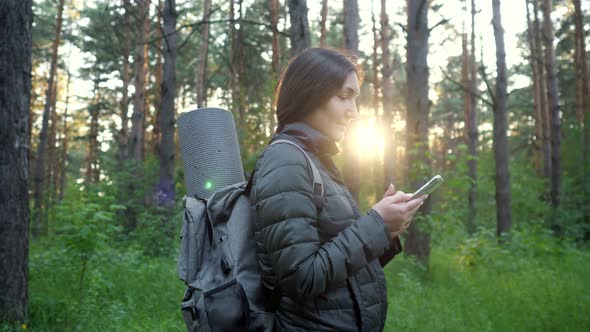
[{"left": 409, "top": 175, "right": 444, "bottom": 200}]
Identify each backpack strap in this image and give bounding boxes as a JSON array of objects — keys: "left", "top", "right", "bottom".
[
  {"left": 245, "top": 139, "right": 325, "bottom": 211},
  {"left": 269, "top": 139, "right": 324, "bottom": 210}
]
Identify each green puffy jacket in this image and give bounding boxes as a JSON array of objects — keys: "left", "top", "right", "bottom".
[{"left": 250, "top": 122, "right": 402, "bottom": 331}]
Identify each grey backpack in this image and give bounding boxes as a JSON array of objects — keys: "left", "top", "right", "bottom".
[{"left": 177, "top": 139, "right": 324, "bottom": 332}]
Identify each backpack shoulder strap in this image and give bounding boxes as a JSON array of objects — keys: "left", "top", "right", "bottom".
[{"left": 270, "top": 139, "right": 324, "bottom": 210}]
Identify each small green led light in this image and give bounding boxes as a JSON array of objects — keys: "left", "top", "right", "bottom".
[{"left": 204, "top": 181, "right": 213, "bottom": 190}]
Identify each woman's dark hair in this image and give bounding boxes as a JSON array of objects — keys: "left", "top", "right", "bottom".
[{"left": 274, "top": 47, "right": 364, "bottom": 132}]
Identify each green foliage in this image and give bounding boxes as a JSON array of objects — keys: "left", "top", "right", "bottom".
[
  {"left": 28, "top": 242, "right": 185, "bottom": 331},
  {"left": 383, "top": 242, "right": 590, "bottom": 331}
]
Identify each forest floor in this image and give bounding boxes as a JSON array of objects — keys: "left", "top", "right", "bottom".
[{"left": 11, "top": 237, "right": 589, "bottom": 331}]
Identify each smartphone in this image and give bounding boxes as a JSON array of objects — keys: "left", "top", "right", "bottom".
[{"left": 409, "top": 175, "right": 444, "bottom": 200}]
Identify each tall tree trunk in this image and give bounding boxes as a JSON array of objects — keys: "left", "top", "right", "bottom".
[
  {"left": 230, "top": 0, "right": 243, "bottom": 122},
  {"left": 381, "top": 0, "right": 394, "bottom": 191},
  {"left": 86, "top": 78, "right": 100, "bottom": 185},
  {"left": 129, "top": 0, "right": 150, "bottom": 161},
  {"left": 118, "top": 0, "right": 131, "bottom": 162},
  {"left": 196, "top": 0, "right": 210, "bottom": 108},
  {"left": 405, "top": 0, "right": 431, "bottom": 264},
  {"left": 159, "top": 0, "right": 177, "bottom": 208},
  {"left": 492, "top": 0, "right": 512, "bottom": 238},
  {"left": 320, "top": 0, "right": 328, "bottom": 47},
  {"left": 0, "top": 0, "right": 32, "bottom": 322},
  {"left": 58, "top": 44, "right": 73, "bottom": 201},
  {"left": 542, "top": 0, "right": 561, "bottom": 219},
  {"left": 573, "top": 0, "right": 590, "bottom": 233},
  {"left": 342, "top": 0, "right": 361, "bottom": 202},
  {"left": 153, "top": 0, "right": 164, "bottom": 157},
  {"left": 288, "top": 0, "right": 310, "bottom": 55},
  {"left": 371, "top": 0, "right": 381, "bottom": 191},
  {"left": 32, "top": 0, "right": 64, "bottom": 238},
  {"left": 534, "top": 0, "right": 551, "bottom": 180},
  {"left": 461, "top": 0, "right": 475, "bottom": 233},
  {"left": 462, "top": 0, "right": 469, "bottom": 147},
  {"left": 466, "top": 0, "right": 478, "bottom": 233},
  {"left": 526, "top": 0, "right": 543, "bottom": 172},
  {"left": 343, "top": 0, "right": 359, "bottom": 54},
  {"left": 45, "top": 81, "right": 58, "bottom": 230},
  {"left": 573, "top": 0, "right": 590, "bottom": 124},
  {"left": 270, "top": 0, "right": 280, "bottom": 132}
]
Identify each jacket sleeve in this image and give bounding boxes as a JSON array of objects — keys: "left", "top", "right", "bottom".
[{"left": 252, "top": 144, "right": 392, "bottom": 302}]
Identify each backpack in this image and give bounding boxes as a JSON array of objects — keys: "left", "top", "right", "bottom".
[{"left": 177, "top": 139, "right": 324, "bottom": 332}]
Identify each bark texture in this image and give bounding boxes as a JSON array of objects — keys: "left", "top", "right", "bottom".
[
  {"left": 129, "top": 0, "right": 150, "bottom": 161},
  {"left": 381, "top": 0, "right": 394, "bottom": 190},
  {"left": 270, "top": 0, "right": 280, "bottom": 131},
  {"left": 196, "top": 0, "right": 210, "bottom": 108},
  {"left": 288, "top": 0, "right": 310, "bottom": 55},
  {"left": 492, "top": 0, "right": 512, "bottom": 237},
  {"left": 159, "top": 0, "right": 177, "bottom": 207},
  {"left": 118, "top": 0, "right": 131, "bottom": 162},
  {"left": 0, "top": 0, "right": 32, "bottom": 322},
  {"left": 32, "top": 0, "right": 65, "bottom": 237},
  {"left": 533, "top": 0, "right": 551, "bottom": 180},
  {"left": 343, "top": 0, "right": 361, "bottom": 202},
  {"left": 320, "top": 0, "right": 328, "bottom": 47},
  {"left": 542, "top": 0, "right": 561, "bottom": 215},
  {"left": 466, "top": 0, "right": 478, "bottom": 233},
  {"left": 405, "top": 0, "right": 431, "bottom": 264}
]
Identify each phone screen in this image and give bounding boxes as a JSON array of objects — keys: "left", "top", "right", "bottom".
[{"left": 409, "top": 175, "right": 444, "bottom": 200}]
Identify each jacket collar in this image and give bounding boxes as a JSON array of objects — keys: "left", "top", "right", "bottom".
[{"left": 272, "top": 122, "right": 340, "bottom": 156}]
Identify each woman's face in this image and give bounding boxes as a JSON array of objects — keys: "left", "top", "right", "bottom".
[{"left": 303, "top": 72, "right": 360, "bottom": 143}]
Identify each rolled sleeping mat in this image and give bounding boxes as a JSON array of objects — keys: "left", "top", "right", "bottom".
[{"left": 177, "top": 108, "right": 244, "bottom": 199}]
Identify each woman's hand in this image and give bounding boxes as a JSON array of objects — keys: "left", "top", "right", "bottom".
[{"left": 372, "top": 184, "right": 427, "bottom": 239}]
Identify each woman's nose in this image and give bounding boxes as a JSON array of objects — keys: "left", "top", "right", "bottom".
[{"left": 347, "top": 101, "right": 359, "bottom": 120}]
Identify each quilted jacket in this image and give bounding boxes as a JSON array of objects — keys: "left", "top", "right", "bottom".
[{"left": 249, "top": 122, "right": 403, "bottom": 331}]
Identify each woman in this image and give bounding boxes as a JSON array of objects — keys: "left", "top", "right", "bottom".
[{"left": 249, "top": 48, "right": 427, "bottom": 331}]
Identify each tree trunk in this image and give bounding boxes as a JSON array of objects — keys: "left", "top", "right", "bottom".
[
  {"left": 492, "top": 0, "right": 512, "bottom": 238},
  {"left": 405, "top": 0, "right": 431, "bottom": 264},
  {"left": 230, "top": 0, "right": 244, "bottom": 122},
  {"left": 159, "top": 0, "right": 177, "bottom": 208},
  {"left": 58, "top": 44, "right": 73, "bottom": 201},
  {"left": 573, "top": 0, "right": 590, "bottom": 124},
  {"left": 320, "top": 0, "right": 328, "bottom": 47},
  {"left": 86, "top": 79, "right": 100, "bottom": 185},
  {"left": 461, "top": 0, "right": 474, "bottom": 233},
  {"left": 534, "top": 0, "right": 551, "bottom": 180},
  {"left": 118, "top": 0, "right": 131, "bottom": 162},
  {"left": 129, "top": 0, "right": 150, "bottom": 162},
  {"left": 288, "top": 0, "right": 310, "bottom": 55},
  {"left": 342, "top": 0, "right": 361, "bottom": 202},
  {"left": 32, "top": 0, "right": 64, "bottom": 238},
  {"left": 573, "top": 0, "right": 590, "bottom": 233},
  {"left": 371, "top": 0, "right": 381, "bottom": 191},
  {"left": 381, "top": 0, "right": 394, "bottom": 191},
  {"left": 467, "top": 0, "right": 478, "bottom": 233},
  {"left": 0, "top": 0, "right": 32, "bottom": 322},
  {"left": 270, "top": 0, "right": 280, "bottom": 132},
  {"left": 45, "top": 81, "right": 58, "bottom": 228},
  {"left": 542, "top": 0, "right": 561, "bottom": 218},
  {"left": 196, "top": 0, "right": 210, "bottom": 108},
  {"left": 526, "top": 0, "right": 543, "bottom": 172},
  {"left": 153, "top": 0, "right": 164, "bottom": 157}
]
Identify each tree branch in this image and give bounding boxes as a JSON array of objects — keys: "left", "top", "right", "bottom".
[
  {"left": 479, "top": 65, "right": 497, "bottom": 107},
  {"left": 429, "top": 18, "right": 450, "bottom": 33},
  {"left": 440, "top": 66, "right": 493, "bottom": 107}
]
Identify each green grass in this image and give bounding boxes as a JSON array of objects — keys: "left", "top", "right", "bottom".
[
  {"left": 384, "top": 246, "right": 590, "bottom": 331},
  {"left": 27, "top": 241, "right": 185, "bottom": 331},
  {"left": 22, "top": 237, "right": 590, "bottom": 331}
]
